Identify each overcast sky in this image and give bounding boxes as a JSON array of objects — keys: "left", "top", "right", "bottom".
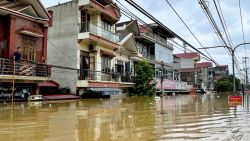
[{"left": 41, "top": 0, "right": 250, "bottom": 78}]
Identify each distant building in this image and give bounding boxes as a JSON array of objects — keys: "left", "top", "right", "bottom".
[
  {"left": 213, "top": 65, "right": 229, "bottom": 80},
  {"left": 195, "top": 62, "right": 213, "bottom": 90},
  {"left": 175, "top": 52, "right": 200, "bottom": 86}
]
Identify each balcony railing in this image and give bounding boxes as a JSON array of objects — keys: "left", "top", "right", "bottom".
[
  {"left": 79, "top": 22, "right": 120, "bottom": 43},
  {"left": 155, "top": 35, "right": 174, "bottom": 48},
  {"left": 78, "top": 69, "right": 134, "bottom": 83},
  {"left": 0, "top": 58, "right": 51, "bottom": 78}
]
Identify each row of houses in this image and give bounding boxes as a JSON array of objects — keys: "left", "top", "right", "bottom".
[{"left": 0, "top": 0, "right": 229, "bottom": 97}]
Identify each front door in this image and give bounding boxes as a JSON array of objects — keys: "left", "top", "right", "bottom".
[
  {"left": 21, "top": 37, "right": 36, "bottom": 62},
  {"left": 80, "top": 51, "right": 90, "bottom": 80}
]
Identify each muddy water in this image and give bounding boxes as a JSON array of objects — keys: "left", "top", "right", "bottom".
[{"left": 0, "top": 94, "right": 250, "bottom": 141}]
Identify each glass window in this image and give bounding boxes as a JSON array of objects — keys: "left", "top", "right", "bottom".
[
  {"left": 101, "top": 56, "right": 111, "bottom": 72},
  {"left": 101, "top": 20, "right": 112, "bottom": 31},
  {"left": 116, "top": 60, "right": 124, "bottom": 73},
  {"left": 22, "top": 37, "right": 36, "bottom": 62}
]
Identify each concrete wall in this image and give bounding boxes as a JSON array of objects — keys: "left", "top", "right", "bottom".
[
  {"left": 180, "top": 58, "right": 195, "bottom": 69},
  {"left": 155, "top": 43, "right": 173, "bottom": 65},
  {"left": 47, "top": 1, "right": 79, "bottom": 94}
]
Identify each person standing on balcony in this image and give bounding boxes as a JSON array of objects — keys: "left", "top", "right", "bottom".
[{"left": 14, "top": 47, "right": 21, "bottom": 63}]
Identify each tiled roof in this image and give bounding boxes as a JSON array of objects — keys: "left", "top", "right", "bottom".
[
  {"left": 175, "top": 52, "right": 200, "bottom": 59},
  {"left": 139, "top": 24, "right": 151, "bottom": 33},
  {"left": 195, "top": 62, "right": 212, "bottom": 68},
  {"left": 0, "top": 0, "right": 29, "bottom": 11},
  {"left": 215, "top": 65, "right": 228, "bottom": 68}
]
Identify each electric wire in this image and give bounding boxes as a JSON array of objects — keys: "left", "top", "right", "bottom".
[{"left": 164, "top": 0, "right": 215, "bottom": 63}]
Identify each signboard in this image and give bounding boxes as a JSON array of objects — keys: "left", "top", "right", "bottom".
[
  {"left": 156, "top": 78, "right": 192, "bottom": 91},
  {"left": 0, "top": 86, "right": 32, "bottom": 100},
  {"left": 156, "top": 78, "right": 176, "bottom": 90}
]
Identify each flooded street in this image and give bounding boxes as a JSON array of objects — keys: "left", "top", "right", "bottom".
[{"left": 0, "top": 94, "right": 250, "bottom": 141}]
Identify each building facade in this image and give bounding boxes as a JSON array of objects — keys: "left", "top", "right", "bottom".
[
  {"left": 212, "top": 65, "right": 229, "bottom": 80},
  {"left": 195, "top": 62, "right": 213, "bottom": 90},
  {"left": 47, "top": 0, "right": 136, "bottom": 96},
  {"left": 175, "top": 52, "right": 200, "bottom": 86},
  {"left": 0, "top": 0, "right": 52, "bottom": 97},
  {"left": 117, "top": 20, "right": 190, "bottom": 93}
]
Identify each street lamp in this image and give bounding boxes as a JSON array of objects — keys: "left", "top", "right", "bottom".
[{"left": 198, "top": 42, "right": 250, "bottom": 93}]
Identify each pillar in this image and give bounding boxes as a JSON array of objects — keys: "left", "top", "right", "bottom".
[
  {"left": 36, "top": 86, "right": 40, "bottom": 95},
  {"left": 43, "top": 27, "right": 48, "bottom": 63},
  {"left": 8, "top": 16, "right": 16, "bottom": 59}
]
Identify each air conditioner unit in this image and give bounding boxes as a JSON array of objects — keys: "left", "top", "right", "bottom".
[{"left": 89, "top": 44, "right": 97, "bottom": 52}]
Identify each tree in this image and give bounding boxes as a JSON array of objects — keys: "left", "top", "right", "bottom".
[
  {"left": 132, "top": 60, "right": 156, "bottom": 96},
  {"left": 214, "top": 75, "right": 241, "bottom": 92}
]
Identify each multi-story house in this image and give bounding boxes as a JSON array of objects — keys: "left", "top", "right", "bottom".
[
  {"left": 0, "top": 0, "right": 52, "bottom": 97},
  {"left": 175, "top": 52, "right": 200, "bottom": 86},
  {"left": 47, "top": 0, "right": 136, "bottom": 96},
  {"left": 195, "top": 62, "right": 213, "bottom": 90},
  {"left": 212, "top": 65, "right": 229, "bottom": 80},
  {"left": 116, "top": 20, "right": 190, "bottom": 93}
]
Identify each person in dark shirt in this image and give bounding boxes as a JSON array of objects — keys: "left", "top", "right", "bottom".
[{"left": 14, "top": 47, "right": 21, "bottom": 62}]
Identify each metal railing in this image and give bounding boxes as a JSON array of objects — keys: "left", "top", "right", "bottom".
[
  {"left": 78, "top": 69, "right": 134, "bottom": 83},
  {"left": 155, "top": 35, "right": 174, "bottom": 48},
  {"left": 79, "top": 22, "right": 120, "bottom": 43},
  {"left": 0, "top": 58, "right": 51, "bottom": 77}
]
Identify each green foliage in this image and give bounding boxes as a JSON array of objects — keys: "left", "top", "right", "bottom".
[
  {"left": 214, "top": 75, "right": 241, "bottom": 92},
  {"left": 132, "top": 60, "right": 156, "bottom": 96}
]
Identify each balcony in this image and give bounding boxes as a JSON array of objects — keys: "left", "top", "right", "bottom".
[
  {"left": 0, "top": 58, "right": 51, "bottom": 79},
  {"left": 79, "top": 22, "right": 120, "bottom": 43},
  {"left": 78, "top": 69, "right": 133, "bottom": 83},
  {"left": 78, "top": 0, "right": 120, "bottom": 22},
  {"left": 155, "top": 35, "right": 174, "bottom": 50}
]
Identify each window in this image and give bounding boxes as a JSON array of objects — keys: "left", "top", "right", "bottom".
[
  {"left": 101, "top": 19, "right": 112, "bottom": 31},
  {"left": 7, "top": 0, "right": 15, "bottom": 3},
  {"left": 116, "top": 60, "right": 124, "bottom": 73},
  {"left": 0, "top": 40, "right": 6, "bottom": 58},
  {"left": 22, "top": 37, "right": 36, "bottom": 62},
  {"left": 101, "top": 56, "right": 111, "bottom": 72}
]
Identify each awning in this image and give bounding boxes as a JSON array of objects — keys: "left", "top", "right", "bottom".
[
  {"left": 100, "top": 50, "right": 115, "bottom": 58},
  {"left": 89, "top": 88, "right": 122, "bottom": 96},
  {"left": 38, "top": 81, "right": 59, "bottom": 87},
  {"left": 20, "top": 27, "right": 44, "bottom": 38}
]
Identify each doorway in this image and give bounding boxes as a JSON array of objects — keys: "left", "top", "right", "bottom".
[
  {"left": 80, "top": 51, "right": 90, "bottom": 80},
  {"left": 21, "top": 37, "right": 36, "bottom": 62}
]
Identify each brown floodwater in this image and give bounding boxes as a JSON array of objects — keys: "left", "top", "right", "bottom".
[{"left": 0, "top": 94, "right": 250, "bottom": 141}]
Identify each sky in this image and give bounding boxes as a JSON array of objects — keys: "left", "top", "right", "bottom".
[{"left": 41, "top": 0, "right": 250, "bottom": 79}]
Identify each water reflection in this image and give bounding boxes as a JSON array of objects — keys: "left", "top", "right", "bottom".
[{"left": 0, "top": 94, "right": 250, "bottom": 141}]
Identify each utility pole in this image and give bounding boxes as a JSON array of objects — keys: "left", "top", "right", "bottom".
[{"left": 242, "top": 57, "right": 249, "bottom": 84}]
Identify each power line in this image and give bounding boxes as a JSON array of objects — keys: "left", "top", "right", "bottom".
[
  {"left": 164, "top": 0, "right": 216, "bottom": 63},
  {"left": 216, "top": 0, "right": 235, "bottom": 47},
  {"left": 213, "top": 0, "right": 233, "bottom": 48},
  {"left": 198, "top": 0, "right": 244, "bottom": 78},
  {"left": 124, "top": 0, "right": 217, "bottom": 64},
  {"left": 117, "top": 0, "right": 212, "bottom": 63},
  {"left": 212, "top": 0, "right": 243, "bottom": 74},
  {"left": 238, "top": 0, "right": 247, "bottom": 56}
]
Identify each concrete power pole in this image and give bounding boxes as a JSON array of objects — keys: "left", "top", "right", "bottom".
[{"left": 243, "top": 57, "right": 249, "bottom": 84}]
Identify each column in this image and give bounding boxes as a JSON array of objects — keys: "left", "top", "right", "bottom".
[
  {"left": 43, "top": 27, "right": 48, "bottom": 63},
  {"left": 8, "top": 16, "right": 16, "bottom": 59}
]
